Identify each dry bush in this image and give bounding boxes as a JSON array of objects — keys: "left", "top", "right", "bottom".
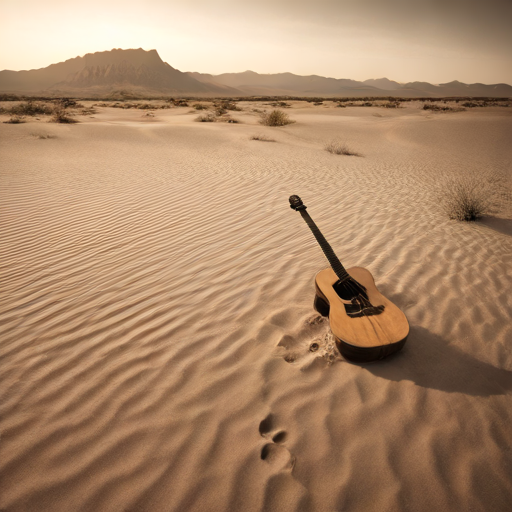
[
  {"left": 4, "top": 115, "right": 26, "bottom": 124},
  {"left": 462, "top": 101, "right": 479, "bottom": 108},
  {"left": 250, "top": 134, "right": 276, "bottom": 142},
  {"left": 193, "top": 103, "right": 208, "bottom": 110},
  {"left": 195, "top": 112, "right": 217, "bottom": 122},
  {"left": 220, "top": 101, "right": 241, "bottom": 111},
  {"left": 440, "top": 171, "right": 509, "bottom": 221},
  {"left": 383, "top": 101, "right": 401, "bottom": 108},
  {"left": 260, "top": 109, "right": 294, "bottom": 127},
  {"left": 50, "top": 106, "right": 77, "bottom": 123},
  {"left": 423, "top": 103, "right": 465, "bottom": 112},
  {"left": 80, "top": 107, "right": 97, "bottom": 115},
  {"left": 325, "top": 140, "right": 361, "bottom": 156},
  {"left": 59, "top": 99, "right": 78, "bottom": 108},
  {"left": 9, "top": 101, "right": 53, "bottom": 116},
  {"left": 31, "top": 132, "right": 56, "bottom": 139},
  {"left": 269, "top": 101, "right": 290, "bottom": 108}
]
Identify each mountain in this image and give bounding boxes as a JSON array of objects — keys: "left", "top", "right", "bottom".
[
  {"left": 0, "top": 49, "right": 238, "bottom": 96},
  {"left": 187, "top": 70, "right": 381, "bottom": 96},
  {"left": 1, "top": 49, "right": 511, "bottom": 97},
  {"left": 0, "top": 56, "right": 85, "bottom": 92},
  {"left": 363, "top": 78, "right": 402, "bottom": 90},
  {"left": 188, "top": 71, "right": 512, "bottom": 98}
]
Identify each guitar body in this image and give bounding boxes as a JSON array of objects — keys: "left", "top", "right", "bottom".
[{"left": 314, "top": 267, "right": 409, "bottom": 363}]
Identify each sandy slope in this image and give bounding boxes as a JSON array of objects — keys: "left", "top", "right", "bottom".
[{"left": 1, "top": 103, "right": 511, "bottom": 512}]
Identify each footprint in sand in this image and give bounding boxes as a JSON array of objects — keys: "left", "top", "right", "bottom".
[
  {"left": 278, "top": 315, "right": 341, "bottom": 369},
  {"left": 259, "top": 414, "right": 295, "bottom": 470}
]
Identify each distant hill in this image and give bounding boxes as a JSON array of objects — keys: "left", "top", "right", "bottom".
[
  {"left": 188, "top": 71, "right": 512, "bottom": 98},
  {"left": 0, "top": 49, "right": 238, "bottom": 97},
  {"left": 1, "top": 48, "right": 511, "bottom": 98}
]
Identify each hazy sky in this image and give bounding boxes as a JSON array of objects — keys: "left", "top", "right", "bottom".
[{"left": 1, "top": 0, "right": 511, "bottom": 84}]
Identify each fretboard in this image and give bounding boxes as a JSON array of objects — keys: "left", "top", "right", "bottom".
[{"left": 297, "top": 209, "right": 350, "bottom": 282}]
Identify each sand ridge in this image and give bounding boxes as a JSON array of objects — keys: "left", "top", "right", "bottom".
[{"left": 1, "top": 103, "right": 511, "bottom": 511}]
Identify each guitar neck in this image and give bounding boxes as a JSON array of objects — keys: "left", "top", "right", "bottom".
[{"left": 289, "top": 195, "right": 350, "bottom": 282}]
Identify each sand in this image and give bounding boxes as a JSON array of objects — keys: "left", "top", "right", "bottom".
[{"left": 1, "top": 102, "right": 511, "bottom": 512}]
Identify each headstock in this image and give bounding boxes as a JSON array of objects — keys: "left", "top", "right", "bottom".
[{"left": 289, "top": 195, "right": 307, "bottom": 211}]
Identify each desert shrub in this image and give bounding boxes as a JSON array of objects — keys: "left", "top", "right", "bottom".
[
  {"left": 383, "top": 101, "right": 401, "bottom": 108},
  {"left": 196, "top": 112, "right": 217, "bottom": 122},
  {"left": 10, "top": 100, "right": 53, "bottom": 116},
  {"left": 440, "top": 171, "right": 508, "bottom": 221},
  {"left": 220, "top": 101, "right": 241, "bottom": 111},
  {"left": 58, "top": 98, "right": 78, "bottom": 108},
  {"left": 80, "top": 107, "right": 97, "bottom": 115},
  {"left": 422, "top": 103, "right": 465, "bottom": 112},
  {"left": 250, "top": 134, "right": 276, "bottom": 142},
  {"left": 4, "top": 115, "right": 25, "bottom": 124},
  {"left": 215, "top": 106, "right": 227, "bottom": 115},
  {"left": 0, "top": 93, "right": 20, "bottom": 101},
  {"left": 31, "top": 132, "right": 56, "bottom": 139},
  {"left": 193, "top": 103, "right": 208, "bottom": 110},
  {"left": 336, "top": 103, "right": 346, "bottom": 108},
  {"left": 269, "top": 101, "right": 290, "bottom": 108},
  {"left": 50, "top": 106, "right": 77, "bottom": 123},
  {"left": 325, "top": 140, "right": 361, "bottom": 156},
  {"left": 260, "top": 109, "right": 294, "bottom": 127},
  {"left": 314, "top": 101, "right": 323, "bottom": 106}
]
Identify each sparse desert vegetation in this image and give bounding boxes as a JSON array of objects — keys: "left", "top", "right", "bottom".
[
  {"left": 268, "top": 101, "right": 290, "bottom": 108},
  {"left": 106, "top": 102, "right": 170, "bottom": 110},
  {"left": 219, "top": 101, "right": 241, "bottom": 111},
  {"left": 383, "top": 100, "right": 401, "bottom": 108},
  {"left": 325, "top": 140, "right": 361, "bottom": 156},
  {"left": 168, "top": 98, "right": 189, "bottom": 107},
  {"left": 440, "top": 171, "right": 509, "bottom": 221},
  {"left": 4, "top": 115, "right": 26, "bottom": 124},
  {"left": 423, "top": 103, "right": 466, "bottom": 112},
  {"left": 195, "top": 112, "right": 217, "bottom": 122},
  {"left": 3, "top": 100, "right": 54, "bottom": 117},
  {"left": 51, "top": 106, "right": 78, "bottom": 123},
  {"left": 31, "top": 132, "right": 56, "bottom": 139},
  {"left": 260, "top": 109, "right": 294, "bottom": 126},
  {"left": 250, "top": 134, "right": 276, "bottom": 142}
]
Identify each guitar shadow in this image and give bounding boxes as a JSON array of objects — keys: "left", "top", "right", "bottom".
[{"left": 361, "top": 326, "right": 512, "bottom": 397}]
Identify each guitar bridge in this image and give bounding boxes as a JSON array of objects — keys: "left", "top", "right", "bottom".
[{"left": 344, "top": 297, "right": 385, "bottom": 318}]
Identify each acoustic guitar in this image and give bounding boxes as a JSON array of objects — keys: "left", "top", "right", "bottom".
[{"left": 289, "top": 195, "right": 409, "bottom": 362}]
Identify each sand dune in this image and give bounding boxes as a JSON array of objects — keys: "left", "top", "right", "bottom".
[{"left": 1, "top": 102, "right": 511, "bottom": 511}]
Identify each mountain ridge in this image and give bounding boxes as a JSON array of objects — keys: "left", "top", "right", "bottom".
[{"left": 1, "top": 48, "right": 511, "bottom": 98}]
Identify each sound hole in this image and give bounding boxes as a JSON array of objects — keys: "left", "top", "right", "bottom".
[
  {"left": 332, "top": 280, "right": 385, "bottom": 318},
  {"left": 333, "top": 280, "right": 369, "bottom": 301}
]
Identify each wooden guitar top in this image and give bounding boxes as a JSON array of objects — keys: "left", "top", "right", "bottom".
[{"left": 316, "top": 267, "right": 409, "bottom": 348}]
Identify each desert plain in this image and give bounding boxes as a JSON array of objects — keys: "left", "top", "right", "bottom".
[{"left": 1, "top": 99, "right": 511, "bottom": 512}]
